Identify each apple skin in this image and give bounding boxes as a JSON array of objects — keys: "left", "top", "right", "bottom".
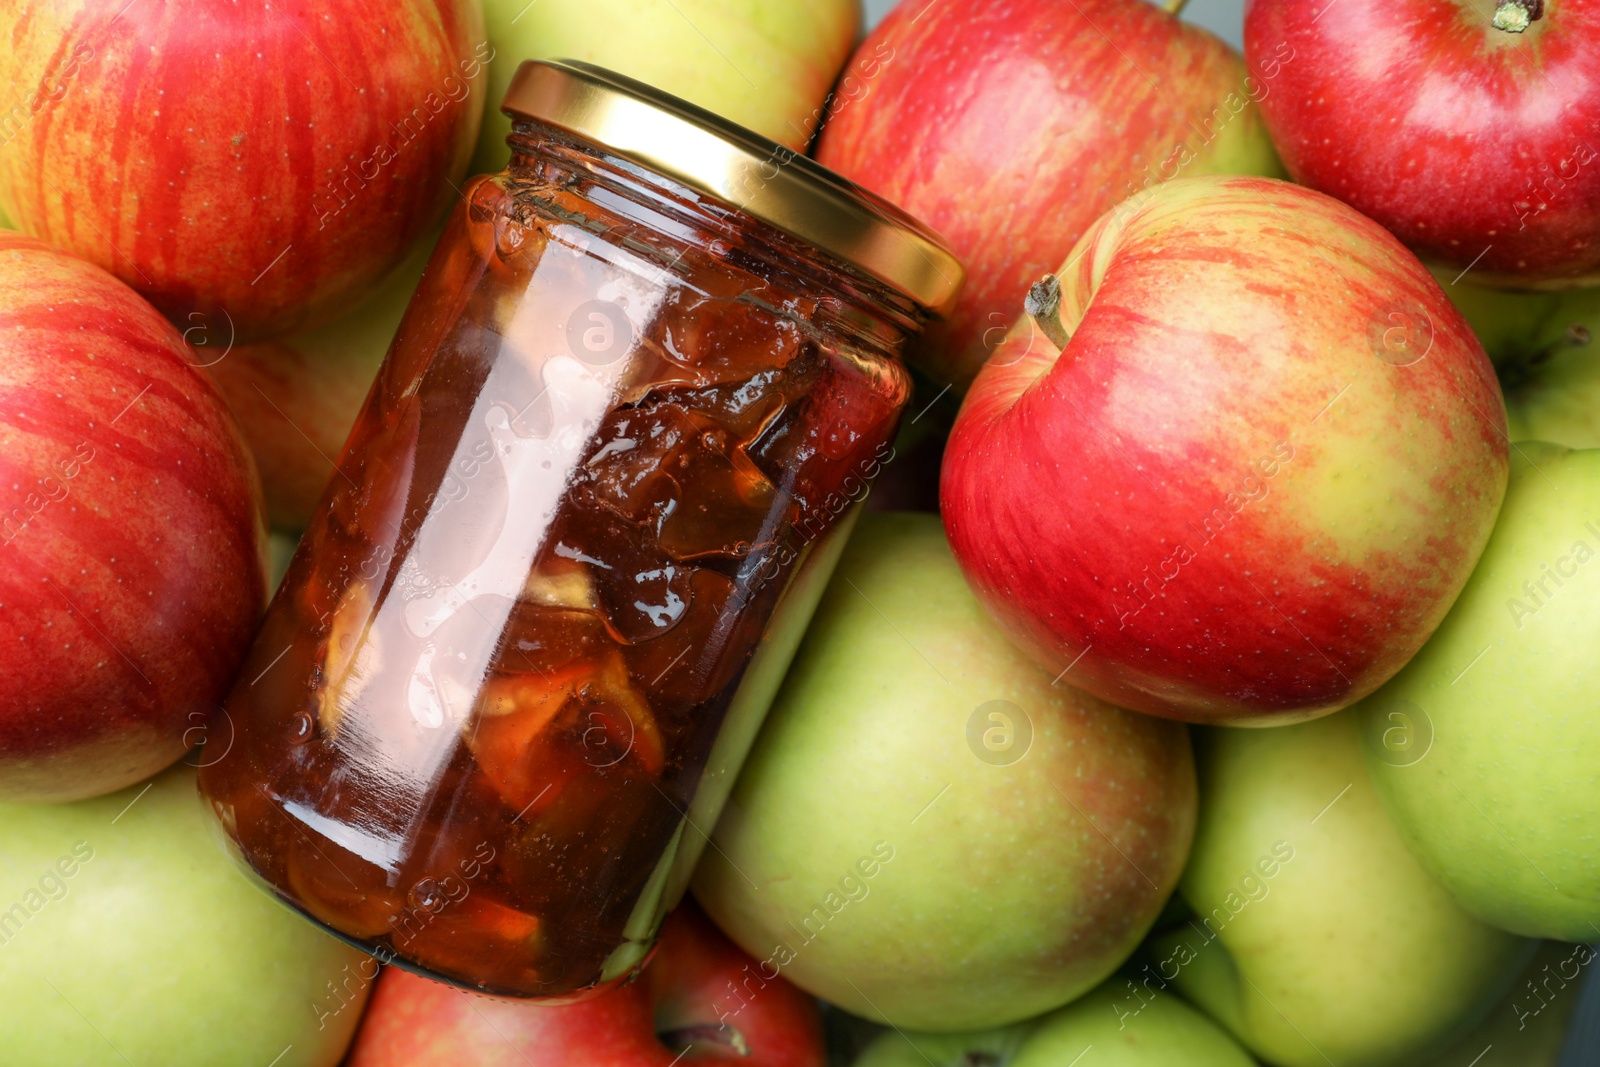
[
  {"left": 1245, "top": 0, "right": 1600, "bottom": 288},
  {"left": 1153, "top": 712, "right": 1531, "bottom": 1067},
  {"left": 1431, "top": 274, "right": 1600, "bottom": 444},
  {"left": 0, "top": 765, "right": 372, "bottom": 1065},
  {"left": 1416, "top": 940, "right": 1591, "bottom": 1067},
  {"left": 1432, "top": 272, "right": 1600, "bottom": 368},
  {"left": 1488, "top": 288, "right": 1600, "bottom": 447},
  {"left": 941, "top": 174, "right": 1509, "bottom": 726},
  {"left": 1358, "top": 444, "right": 1600, "bottom": 941},
  {"left": 815, "top": 0, "right": 1283, "bottom": 389},
  {"left": 0, "top": 233, "right": 267, "bottom": 802},
  {"left": 692, "top": 513, "right": 1196, "bottom": 1032},
  {"left": 472, "top": 0, "right": 859, "bottom": 174},
  {"left": 0, "top": 0, "right": 485, "bottom": 341},
  {"left": 204, "top": 237, "right": 432, "bottom": 529},
  {"left": 855, "top": 978, "right": 1254, "bottom": 1067},
  {"left": 346, "top": 902, "right": 826, "bottom": 1066}
]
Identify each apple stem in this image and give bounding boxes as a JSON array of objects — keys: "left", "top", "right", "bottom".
[
  {"left": 1492, "top": 0, "right": 1543, "bottom": 32},
  {"left": 1529, "top": 324, "right": 1594, "bottom": 370},
  {"left": 1162, "top": 0, "right": 1191, "bottom": 14},
  {"left": 1501, "top": 324, "right": 1593, "bottom": 390},
  {"left": 1025, "top": 274, "right": 1072, "bottom": 350}
]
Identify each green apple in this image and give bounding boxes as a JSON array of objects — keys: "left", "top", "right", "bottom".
[
  {"left": 1154, "top": 712, "right": 1531, "bottom": 1067},
  {"left": 855, "top": 977, "right": 1255, "bottom": 1067},
  {"left": 1416, "top": 940, "right": 1591, "bottom": 1067},
  {"left": 0, "top": 766, "right": 372, "bottom": 1065},
  {"left": 473, "top": 0, "right": 860, "bottom": 174},
  {"left": 692, "top": 513, "right": 1197, "bottom": 1032},
  {"left": 1358, "top": 443, "right": 1600, "bottom": 941}
]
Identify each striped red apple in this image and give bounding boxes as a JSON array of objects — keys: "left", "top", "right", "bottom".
[
  {"left": 941, "top": 176, "right": 1509, "bottom": 726},
  {"left": 0, "top": 0, "right": 486, "bottom": 341},
  {"left": 0, "top": 234, "right": 267, "bottom": 801},
  {"left": 816, "top": 0, "right": 1284, "bottom": 389}
]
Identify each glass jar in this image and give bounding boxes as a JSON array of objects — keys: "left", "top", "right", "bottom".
[{"left": 199, "top": 61, "right": 961, "bottom": 998}]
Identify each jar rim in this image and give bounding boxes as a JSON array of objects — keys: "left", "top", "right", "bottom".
[{"left": 500, "top": 59, "right": 965, "bottom": 316}]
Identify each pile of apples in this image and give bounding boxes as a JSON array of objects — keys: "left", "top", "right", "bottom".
[{"left": 0, "top": 0, "right": 1597, "bottom": 1064}]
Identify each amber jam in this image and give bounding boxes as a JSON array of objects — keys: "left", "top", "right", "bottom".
[{"left": 199, "top": 115, "right": 932, "bottom": 997}]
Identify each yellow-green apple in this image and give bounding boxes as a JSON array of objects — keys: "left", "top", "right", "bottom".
[
  {"left": 815, "top": 0, "right": 1283, "bottom": 389},
  {"left": 1417, "top": 941, "right": 1591, "bottom": 1067},
  {"left": 1358, "top": 444, "right": 1600, "bottom": 941},
  {"left": 472, "top": 0, "right": 858, "bottom": 174},
  {"left": 854, "top": 977, "right": 1255, "bottom": 1067},
  {"left": 0, "top": 234, "right": 266, "bottom": 802},
  {"left": 0, "top": 0, "right": 485, "bottom": 340},
  {"left": 941, "top": 175, "right": 1509, "bottom": 726},
  {"left": 0, "top": 765, "right": 371, "bottom": 1065},
  {"left": 692, "top": 513, "right": 1196, "bottom": 1032},
  {"left": 204, "top": 238, "right": 431, "bottom": 529},
  {"left": 347, "top": 902, "right": 825, "bottom": 1066},
  {"left": 1245, "top": 0, "right": 1600, "bottom": 288},
  {"left": 1152, "top": 712, "right": 1531, "bottom": 1067}
]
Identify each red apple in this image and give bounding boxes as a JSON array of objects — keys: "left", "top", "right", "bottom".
[
  {"left": 203, "top": 237, "right": 432, "bottom": 529},
  {"left": 1244, "top": 0, "right": 1600, "bottom": 288},
  {"left": 941, "top": 175, "right": 1508, "bottom": 726},
  {"left": 815, "top": 0, "right": 1284, "bottom": 389},
  {"left": 0, "top": 0, "right": 486, "bottom": 340},
  {"left": 346, "top": 902, "right": 826, "bottom": 1067},
  {"left": 0, "top": 233, "right": 267, "bottom": 801}
]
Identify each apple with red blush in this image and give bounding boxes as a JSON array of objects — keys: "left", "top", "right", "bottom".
[
  {"left": 941, "top": 175, "right": 1507, "bottom": 725},
  {"left": 0, "top": 233, "right": 267, "bottom": 801},
  {"left": 1245, "top": 0, "right": 1600, "bottom": 287},
  {"left": 346, "top": 902, "right": 826, "bottom": 1067},
  {"left": 816, "top": 0, "right": 1284, "bottom": 389},
  {"left": 0, "top": 0, "right": 485, "bottom": 341}
]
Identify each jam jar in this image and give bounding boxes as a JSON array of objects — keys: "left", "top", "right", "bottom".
[{"left": 199, "top": 60, "right": 962, "bottom": 998}]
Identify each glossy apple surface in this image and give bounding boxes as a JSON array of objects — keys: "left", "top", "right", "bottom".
[
  {"left": 856, "top": 977, "right": 1254, "bottom": 1067},
  {"left": 816, "top": 0, "right": 1282, "bottom": 388},
  {"left": 693, "top": 513, "right": 1195, "bottom": 1032},
  {"left": 473, "top": 0, "right": 859, "bottom": 174},
  {"left": 0, "top": 233, "right": 266, "bottom": 802},
  {"left": 1359, "top": 444, "right": 1600, "bottom": 941},
  {"left": 942, "top": 175, "right": 1508, "bottom": 725},
  {"left": 205, "top": 238, "right": 432, "bottom": 529},
  {"left": 347, "top": 902, "right": 825, "bottom": 1066},
  {"left": 0, "top": 0, "right": 485, "bottom": 340},
  {"left": 0, "top": 766, "right": 372, "bottom": 1065},
  {"left": 1245, "top": 0, "right": 1600, "bottom": 287},
  {"left": 1155, "top": 712, "right": 1531, "bottom": 1067}
]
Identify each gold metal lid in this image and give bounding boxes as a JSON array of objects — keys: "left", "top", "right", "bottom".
[{"left": 500, "top": 60, "right": 964, "bottom": 315}]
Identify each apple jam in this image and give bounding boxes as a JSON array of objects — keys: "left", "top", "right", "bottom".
[{"left": 199, "top": 62, "right": 960, "bottom": 998}]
